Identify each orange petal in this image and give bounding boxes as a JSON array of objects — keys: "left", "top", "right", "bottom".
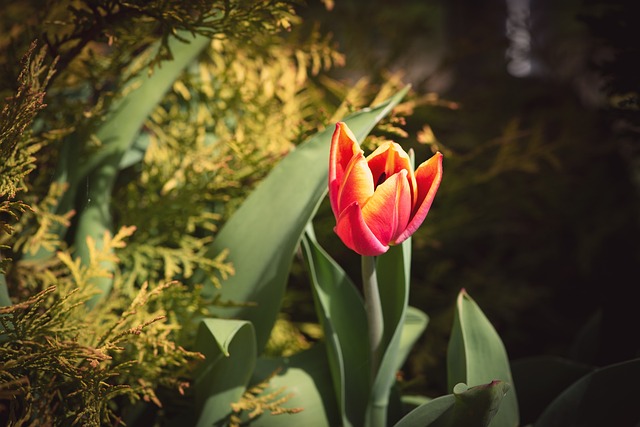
[
  {"left": 394, "top": 152, "right": 443, "bottom": 244},
  {"left": 367, "top": 142, "right": 417, "bottom": 201},
  {"left": 337, "top": 151, "right": 374, "bottom": 214},
  {"left": 335, "top": 201, "right": 389, "bottom": 256},
  {"left": 361, "top": 170, "right": 412, "bottom": 246},
  {"left": 329, "top": 122, "right": 361, "bottom": 217}
]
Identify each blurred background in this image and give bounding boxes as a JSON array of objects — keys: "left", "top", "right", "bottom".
[{"left": 288, "top": 0, "right": 640, "bottom": 397}]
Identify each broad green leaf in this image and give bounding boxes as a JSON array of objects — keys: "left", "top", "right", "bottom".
[
  {"left": 247, "top": 343, "right": 341, "bottom": 426},
  {"left": 510, "top": 356, "right": 592, "bottom": 425},
  {"left": 68, "top": 33, "right": 211, "bottom": 215},
  {"left": 534, "top": 358, "right": 640, "bottom": 427},
  {"left": 23, "top": 32, "right": 211, "bottom": 266},
  {"left": 70, "top": 33, "right": 211, "bottom": 308},
  {"left": 0, "top": 274, "right": 10, "bottom": 307},
  {"left": 198, "top": 87, "right": 410, "bottom": 352},
  {"left": 118, "top": 132, "right": 151, "bottom": 169},
  {"left": 447, "top": 290, "right": 519, "bottom": 427},
  {"left": 370, "top": 238, "right": 412, "bottom": 426},
  {"left": 444, "top": 382, "right": 510, "bottom": 427},
  {"left": 396, "top": 394, "right": 456, "bottom": 427},
  {"left": 301, "top": 227, "right": 369, "bottom": 427},
  {"left": 0, "top": 274, "right": 11, "bottom": 343},
  {"left": 397, "top": 306, "right": 429, "bottom": 373},
  {"left": 193, "top": 318, "right": 257, "bottom": 427},
  {"left": 388, "top": 308, "right": 429, "bottom": 422},
  {"left": 401, "top": 394, "right": 432, "bottom": 413},
  {"left": 395, "top": 381, "right": 510, "bottom": 427}
]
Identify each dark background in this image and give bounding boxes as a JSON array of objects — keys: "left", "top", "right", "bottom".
[{"left": 291, "top": 0, "right": 640, "bottom": 397}]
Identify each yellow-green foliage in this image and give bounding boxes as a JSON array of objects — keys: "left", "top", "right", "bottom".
[
  {"left": 0, "top": 43, "right": 56, "bottom": 274},
  {"left": 112, "top": 26, "right": 346, "bottom": 288},
  {"left": 1, "top": 226, "right": 206, "bottom": 425},
  {"left": 0, "top": 43, "right": 52, "bottom": 200},
  {"left": 0, "top": 1, "right": 355, "bottom": 424}
]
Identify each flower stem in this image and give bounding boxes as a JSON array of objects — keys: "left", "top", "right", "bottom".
[
  {"left": 362, "top": 255, "right": 383, "bottom": 379},
  {"left": 362, "top": 255, "right": 386, "bottom": 427}
]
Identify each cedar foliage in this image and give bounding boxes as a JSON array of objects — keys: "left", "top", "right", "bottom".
[{"left": 0, "top": 1, "right": 360, "bottom": 424}]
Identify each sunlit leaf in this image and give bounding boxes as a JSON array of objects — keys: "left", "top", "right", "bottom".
[
  {"left": 69, "top": 33, "right": 211, "bottom": 308},
  {"left": 395, "top": 381, "right": 510, "bottom": 427},
  {"left": 193, "top": 318, "right": 257, "bottom": 427},
  {"left": 0, "top": 274, "right": 10, "bottom": 307},
  {"left": 301, "top": 227, "right": 369, "bottom": 427},
  {"left": 197, "top": 87, "right": 411, "bottom": 353},
  {"left": 371, "top": 238, "right": 412, "bottom": 425},
  {"left": 247, "top": 344, "right": 341, "bottom": 426},
  {"left": 447, "top": 289, "right": 519, "bottom": 427},
  {"left": 397, "top": 306, "right": 429, "bottom": 372}
]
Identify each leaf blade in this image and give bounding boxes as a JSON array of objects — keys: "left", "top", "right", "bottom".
[
  {"left": 199, "top": 87, "right": 411, "bottom": 353},
  {"left": 534, "top": 358, "right": 640, "bottom": 427},
  {"left": 193, "top": 318, "right": 257, "bottom": 427},
  {"left": 447, "top": 290, "right": 519, "bottom": 427},
  {"left": 301, "top": 228, "right": 370, "bottom": 427}
]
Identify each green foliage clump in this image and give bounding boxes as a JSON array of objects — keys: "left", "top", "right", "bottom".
[
  {"left": 0, "top": 43, "right": 57, "bottom": 276},
  {"left": 0, "top": 43, "right": 53, "bottom": 200},
  {"left": 1, "top": 226, "right": 205, "bottom": 425},
  {"left": 0, "top": 0, "right": 355, "bottom": 424},
  {"left": 112, "top": 24, "right": 346, "bottom": 288}
]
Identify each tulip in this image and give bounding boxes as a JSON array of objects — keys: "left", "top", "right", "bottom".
[{"left": 329, "top": 122, "right": 443, "bottom": 256}]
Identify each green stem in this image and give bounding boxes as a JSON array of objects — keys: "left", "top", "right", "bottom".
[
  {"left": 362, "top": 255, "right": 386, "bottom": 427},
  {"left": 362, "top": 255, "right": 383, "bottom": 379}
]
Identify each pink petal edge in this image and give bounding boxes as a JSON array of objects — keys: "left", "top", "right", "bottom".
[
  {"left": 329, "top": 122, "right": 361, "bottom": 217},
  {"left": 393, "top": 152, "right": 443, "bottom": 244}
]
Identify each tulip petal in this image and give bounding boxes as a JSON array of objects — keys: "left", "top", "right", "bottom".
[
  {"left": 337, "top": 151, "right": 375, "bottom": 214},
  {"left": 367, "top": 141, "right": 417, "bottom": 202},
  {"left": 335, "top": 201, "right": 389, "bottom": 256},
  {"left": 362, "top": 170, "right": 412, "bottom": 245},
  {"left": 394, "top": 152, "right": 443, "bottom": 244},
  {"left": 329, "top": 122, "right": 362, "bottom": 217}
]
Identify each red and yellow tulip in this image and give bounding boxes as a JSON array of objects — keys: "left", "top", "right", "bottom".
[{"left": 329, "top": 122, "right": 443, "bottom": 256}]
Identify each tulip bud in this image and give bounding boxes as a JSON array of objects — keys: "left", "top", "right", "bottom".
[{"left": 328, "top": 122, "right": 443, "bottom": 255}]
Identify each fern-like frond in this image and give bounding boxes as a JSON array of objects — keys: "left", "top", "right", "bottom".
[
  {"left": 1, "top": 227, "right": 207, "bottom": 425},
  {"left": 229, "top": 368, "right": 303, "bottom": 426},
  {"left": 0, "top": 42, "right": 55, "bottom": 199}
]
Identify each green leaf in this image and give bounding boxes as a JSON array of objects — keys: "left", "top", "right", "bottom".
[
  {"left": 0, "top": 274, "right": 12, "bottom": 343},
  {"left": 370, "top": 238, "right": 412, "bottom": 425},
  {"left": 511, "top": 356, "right": 592, "bottom": 425},
  {"left": 534, "top": 358, "right": 640, "bottom": 427},
  {"left": 397, "top": 306, "right": 429, "bottom": 373},
  {"left": 118, "top": 132, "right": 151, "bottom": 169},
  {"left": 394, "top": 381, "right": 510, "bottom": 427},
  {"left": 23, "top": 33, "right": 210, "bottom": 264},
  {"left": 248, "top": 343, "right": 341, "bottom": 426},
  {"left": 301, "top": 227, "right": 369, "bottom": 427},
  {"left": 198, "top": 87, "right": 410, "bottom": 353},
  {"left": 70, "top": 32, "right": 211, "bottom": 214},
  {"left": 71, "top": 33, "right": 211, "bottom": 308},
  {"left": 396, "top": 394, "right": 456, "bottom": 427},
  {"left": 445, "top": 382, "right": 511, "bottom": 427},
  {"left": 0, "top": 274, "right": 10, "bottom": 307},
  {"left": 401, "top": 394, "right": 432, "bottom": 413},
  {"left": 193, "top": 318, "right": 257, "bottom": 427},
  {"left": 447, "top": 289, "right": 519, "bottom": 427}
]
